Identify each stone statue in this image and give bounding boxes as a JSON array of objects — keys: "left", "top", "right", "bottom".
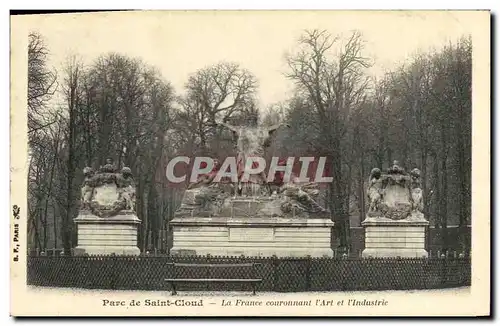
[
  {"left": 388, "top": 160, "right": 405, "bottom": 175},
  {"left": 78, "top": 158, "right": 138, "bottom": 218},
  {"left": 258, "top": 158, "right": 329, "bottom": 218},
  {"left": 410, "top": 168, "right": 424, "bottom": 215},
  {"left": 174, "top": 158, "right": 229, "bottom": 217},
  {"left": 362, "top": 163, "right": 429, "bottom": 258},
  {"left": 118, "top": 167, "right": 136, "bottom": 212},
  {"left": 364, "top": 161, "right": 425, "bottom": 221},
  {"left": 367, "top": 168, "right": 383, "bottom": 213},
  {"left": 74, "top": 159, "right": 141, "bottom": 256},
  {"left": 217, "top": 120, "right": 290, "bottom": 196},
  {"left": 187, "top": 159, "right": 222, "bottom": 190},
  {"left": 80, "top": 167, "right": 95, "bottom": 209},
  {"left": 280, "top": 182, "right": 327, "bottom": 215},
  {"left": 99, "top": 158, "right": 116, "bottom": 173}
]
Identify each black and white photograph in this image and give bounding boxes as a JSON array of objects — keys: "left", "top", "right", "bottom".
[{"left": 9, "top": 10, "right": 490, "bottom": 317}]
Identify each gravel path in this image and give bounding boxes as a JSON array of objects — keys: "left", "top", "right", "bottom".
[
  {"left": 27, "top": 285, "right": 470, "bottom": 297},
  {"left": 16, "top": 286, "right": 478, "bottom": 317}
]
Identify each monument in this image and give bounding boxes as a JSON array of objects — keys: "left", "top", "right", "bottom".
[
  {"left": 362, "top": 161, "right": 429, "bottom": 258},
  {"left": 73, "top": 159, "right": 141, "bottom": 256},
  {"left": 169, "top": 120, "right": 335, "bottom": 257}
]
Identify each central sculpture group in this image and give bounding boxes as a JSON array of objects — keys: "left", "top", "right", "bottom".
[{"left": 175, "top": 120, "right": 329, "bottom": 219}]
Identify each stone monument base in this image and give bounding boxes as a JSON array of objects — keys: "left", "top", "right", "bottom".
[
  {"left": 73, "top": 212, "right": 141, "bottom": 256},
  {"left": 361, "top": 217, "right": 429, "bottom": 258},
  {"left": 169, "top": 217, "right": 335, "bottom": 258}
]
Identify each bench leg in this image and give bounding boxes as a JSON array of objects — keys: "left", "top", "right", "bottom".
[{"left": 171, "top": 283, "right": 177, "bottom": 296}]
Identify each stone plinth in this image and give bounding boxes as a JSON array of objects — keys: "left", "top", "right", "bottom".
[
  {"left": 361, "top": 217, "right": 429, "bottom": 258},
  {"left": 170, "top": 217, "right": 334, "bottom": 257},
  {"left": 73, "top": 212, "right": 141, "bottom": 256}
]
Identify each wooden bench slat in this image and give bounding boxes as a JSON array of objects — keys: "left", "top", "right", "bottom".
[
  {"left": 167, "top": 263, "right": 258, "bottom": 268},
  {"left": 166, "top": 263, "right": 263, "bottom": 295},
  {"left": 165, "top": 278, "right": 262, "bottom": 282}
]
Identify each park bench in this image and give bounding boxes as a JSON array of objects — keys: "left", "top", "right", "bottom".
[{"left": 165, "top": 262, "right": 263, "bottom": 295}]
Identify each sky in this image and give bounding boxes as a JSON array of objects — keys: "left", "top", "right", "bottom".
[{"left": 17, "top": 10, "right": 482, "bottom": 109}]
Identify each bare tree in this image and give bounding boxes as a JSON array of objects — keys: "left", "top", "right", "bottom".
[
  {"left": 27, "top": 32, "right": 61, "bottom": 252},
  {"left": 285, "top": 29, "right": 371, "bottom": 251},
  {"left": 28, "top": 32, "right": 58, "bottom": 134},
  {"left": 59, "top": 56, "right": 85, "bottom": 253},
  {"left": 177, "top": 61, "right": 258, "bottom": 155}
]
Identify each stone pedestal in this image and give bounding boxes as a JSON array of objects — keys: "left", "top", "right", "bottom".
[
  {"left": 361, "top": 217, "right": 429, "bottom": 258},
  {"left": 74, "top": 212, "right": 141, "bottom": 256},
  {"left": 170, "top": 216, "right": 334, "bottom": 257}
]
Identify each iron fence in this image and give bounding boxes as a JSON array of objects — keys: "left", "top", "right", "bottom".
[
  {"left": 27, "top": 247, "right": 471, "bottom": 259},
  {"left": 27, "top": 254, "right": 470, "bottom": 292}
]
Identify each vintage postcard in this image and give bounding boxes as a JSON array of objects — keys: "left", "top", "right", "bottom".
[{"left": 10, "top": 10, "right": 490, "bottom": 317}]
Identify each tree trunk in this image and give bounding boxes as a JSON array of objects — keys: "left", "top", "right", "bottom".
[
  {"left": 439, "top": 127, "right": 449, "bottom": 252},
  {"left": 42, "top": 208, "right": 48, "bottom": 250},
  {"left": 376, "top": 113, "right": 385, "bottom": 168},
  {"left": 98, "top": 94, "right": 112, "bottom": 166},
  {"left": 456, "top": 118, "right": 468, "bottom": 226},
  {"left": 141, "top": 186, "right": 149, "bottom": 252},
  {"left": 43, "top": 130, "right": 60, "bottom": 249},
  {"left": 421, "top": 147, "right": 428, "bottom": 216},
  {"left": 345, "top": 163, "right": 352, "bottom": 217},
  {"left": 358, "top": 129, "right": 366, "bottom": 225},
  {"left": 456, "top": 106, "right": 470, "bottom": 252},
  {"left": 63, "top": 94, "right": 76, "bottom": 255},
  {"left": 147, "top": 182, "right": 159, "bottom": 250},
  {"left": 84, "top": 93, "right": 93, "bottom": 167},
  {"left": 31, "top": 215, "right": 43, "bottom": 252},
  {"left": 387, "top": 148, "right": 393, "bottom": 169},
  {"left": 330, "top": 147, "right": 348, "bottom": 251}
]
